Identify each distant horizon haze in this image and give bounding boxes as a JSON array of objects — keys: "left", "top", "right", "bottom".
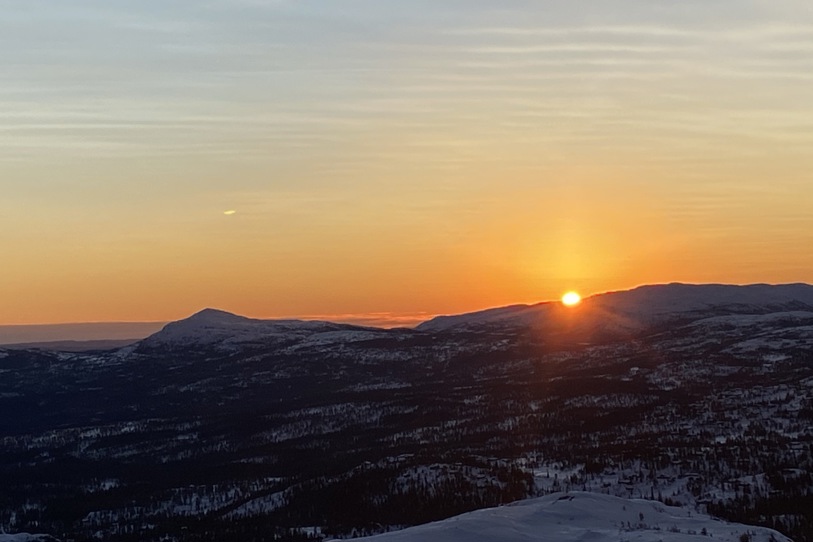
[
  {"left": 0, "top": 322, "right": 168, "bottom": 346},
  {"left": 0, "top": 312, "right": 434, "bottom": 345}
]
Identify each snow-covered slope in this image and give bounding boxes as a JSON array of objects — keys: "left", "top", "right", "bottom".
[
  {"left": 0, "top": 534, "right": 60, "bottom": 542},
  {"left": 418, "top": 283, "right": 813, "bottom": 332},
  {"left": 349, "top": 492, "right": 789, "bottom": 542},
  {"left": 591, "top": 283, "right": 813, "bottom": 319}
]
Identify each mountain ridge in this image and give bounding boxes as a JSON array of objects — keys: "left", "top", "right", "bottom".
[
  {"left": 130, "top": 282, "right": 813, "bottom": 353},
  {"left": 417, "top": 282, "right": 813, "bottom": 332}
]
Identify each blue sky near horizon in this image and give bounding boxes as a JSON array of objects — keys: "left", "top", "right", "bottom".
[{"left": 2, "top": 1, "right": 813, "bottom": 326}]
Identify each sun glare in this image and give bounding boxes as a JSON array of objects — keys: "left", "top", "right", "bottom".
[{"left": 561, "top": 291, "right": 581, "bottom": 306}]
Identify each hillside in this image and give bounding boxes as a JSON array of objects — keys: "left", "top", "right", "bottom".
[
  {"left": 1, "top": 284, "right": 812, "bottom": 541},
  {"left": 352, "top": 492, "right": 790, "bottom": 542}
]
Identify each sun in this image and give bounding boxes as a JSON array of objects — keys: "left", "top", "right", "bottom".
[{"left": 561, "top": 291, "right": 582, "bottom": 307}]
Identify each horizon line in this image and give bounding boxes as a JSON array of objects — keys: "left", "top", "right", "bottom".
[{"left": 2, "top": 281, "right": 810, "bottom": 332}]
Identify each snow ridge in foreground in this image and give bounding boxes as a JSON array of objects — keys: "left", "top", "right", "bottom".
[
  {"left": 349, "top": 492, "right": 789, "bottom": 542},
  {"left": 0, "top": 534, "right": 58, "bottom": 542}
]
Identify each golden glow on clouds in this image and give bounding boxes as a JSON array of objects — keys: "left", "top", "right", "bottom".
[{"left": 1, "top": 2, "right": 812, "bottom": 325}]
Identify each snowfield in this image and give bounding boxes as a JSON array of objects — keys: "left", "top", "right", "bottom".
[{"left": 349, "top": 492, "right": 789, "bottom": 542}]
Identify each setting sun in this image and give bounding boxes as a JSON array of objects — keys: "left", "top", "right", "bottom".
[{"left": 561, "top": 291, "right": 582, "bottom": 306}]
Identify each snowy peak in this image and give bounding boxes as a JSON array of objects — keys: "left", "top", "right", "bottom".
[
  {"left": 137, "top": 308, "right": 389, "bottom": 351},
  {"left": 140, "top": 308, "right": 317, "bottom": 349},
  {"left": 183, "top": 308, "right": 255, "bottom": 325},
  {"left": 354, "top": 492, "right": 790, "bottom": 542}
]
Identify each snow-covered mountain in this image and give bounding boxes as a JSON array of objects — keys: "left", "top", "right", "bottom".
[
  {"left": 418, "top": 283, "right": 813, "bottom": 332},
  {"left": 351, "top": 492, "right": 789, "bottom": 542},
  {"left": 138, "top": 308, "right": 390, "bottom": 351}
]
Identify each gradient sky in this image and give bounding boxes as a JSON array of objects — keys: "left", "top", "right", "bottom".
[{"left": 3, "top": 0, "right": 813, "bottom": 326}]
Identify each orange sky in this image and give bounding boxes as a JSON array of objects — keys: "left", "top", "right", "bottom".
[{"left": 2, "top": 2, "right": 813, "bottom": 326}]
